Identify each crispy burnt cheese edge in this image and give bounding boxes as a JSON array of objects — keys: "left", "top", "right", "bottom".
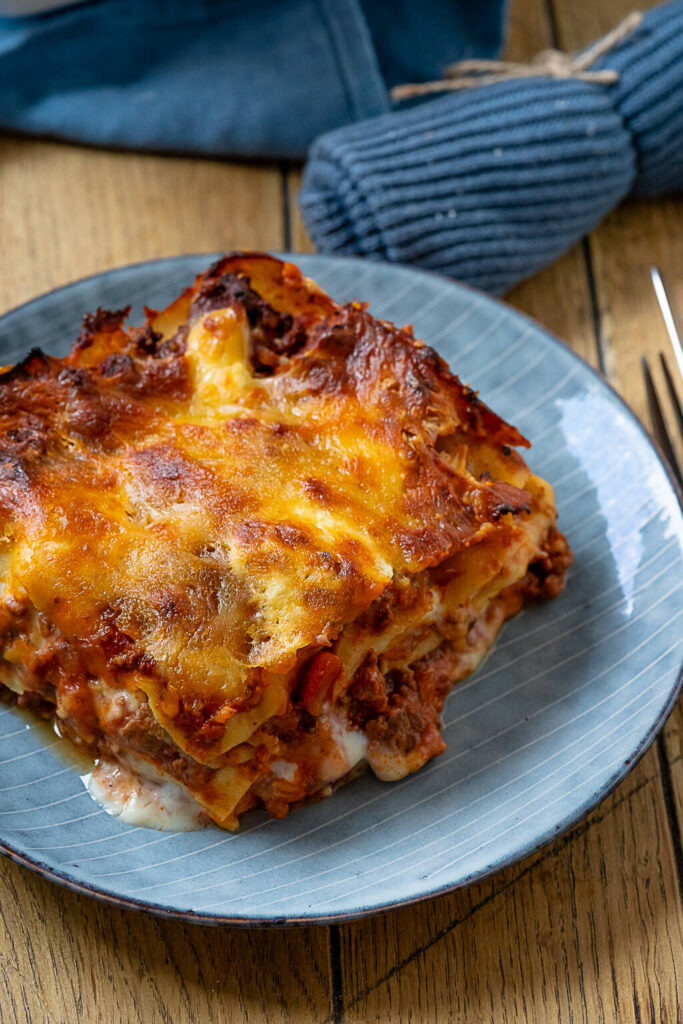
[{"left": 0, "top": 252, "right": 572, "bottom": 829}]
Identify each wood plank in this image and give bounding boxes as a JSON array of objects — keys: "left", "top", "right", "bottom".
[
  {"left": 586, "top": 201, "right": 683, "bottom": 478},
  {"left": 505, "top": 0, "right": 556, "bottom": 56},
  {"left": 0, "top": 137, "right": 334, "bottom": 1024},
  {"left": 341, "top": 760, "right": 683, "bottom": 1024},
  {"left": 551, "top": 0, "right": 661, "bottom": 48},
  {"left": 553, "top": 0, "right": 683, "bottom": 865},
  {"left": 505, "top": 248, "right": 596, "bottom": 365},
  {"left": 0, "top": 137, "right": 283, "bottom": 316},
  {"left": 549, "top": 0, "right": 681, "bottom": 431},
  {"left": 0, "top": 858, "right": 332, "bottom": 1024},
  {"left": 582, "top": 193, "right": 683, "bottom": 843},
  {"left": 287, "top": 167, "right": 313, "bottom": 256}
]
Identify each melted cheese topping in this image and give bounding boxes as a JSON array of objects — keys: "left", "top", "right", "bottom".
[{"left": 0, "top": 252, "right": 560, "bottom": 781}]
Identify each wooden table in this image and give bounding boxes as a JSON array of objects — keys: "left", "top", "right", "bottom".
[{"left": 1, "top": 0, "right": 682, "bottom": 1020}]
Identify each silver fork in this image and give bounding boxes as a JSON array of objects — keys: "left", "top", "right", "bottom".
[{"left": 642, "top": 268, "right": 683, "bottom": 492}]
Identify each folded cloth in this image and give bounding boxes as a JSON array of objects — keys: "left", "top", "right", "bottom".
[
  {"left": 300, "top": 1, "right": 683, "bottom": 294},
  {"left": 0, "top": 0, "right": 504, "bottom": 160}
]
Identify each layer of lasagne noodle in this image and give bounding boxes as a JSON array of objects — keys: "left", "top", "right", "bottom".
[{"left": 0, "top": 253, "right": 571, "bottom": 830}]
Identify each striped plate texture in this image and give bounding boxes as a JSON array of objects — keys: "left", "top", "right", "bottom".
[{"left": 0, "top": 254, "right": 681, "bottom": 925}]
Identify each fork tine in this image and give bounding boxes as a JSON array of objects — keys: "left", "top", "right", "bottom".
[
  {"left": 641, "top": 356, "right": 683, "bottom": 492},
  {"left": 650, "top": 267, "right": 683, "bottom": 383},
  {"left": 659, "top": 351, "right": 683, "bottom": 445}
]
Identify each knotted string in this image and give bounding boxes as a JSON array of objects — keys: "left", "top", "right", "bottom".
[
  {"left": 392, "top": 11, "right": 643, "bottom": 101},
  {"left": 301, "top": 1, "right": 683, "bottom": 294}
]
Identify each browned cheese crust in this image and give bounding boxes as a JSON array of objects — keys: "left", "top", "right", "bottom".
[{"left": 0, "top": 253, "right": 571, "bottom": 828}]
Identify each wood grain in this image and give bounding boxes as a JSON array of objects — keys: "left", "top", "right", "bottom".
[
  {"left": 0, "top": 856, "right": 332, "bottom": 1024},
  {"left": 340, "top": 759, "right": 683, "bottom": 1024},
  {"left": 551, "top": 0, "right": 662, "bottom": 48},
  {"left": 287, "top": 167, "right": 313, "bottom": 256},
  {"left": 0, "top": 138, "right": 283, "bottom": 316},
  {"left": 552, "top": 0, "right": 683, "bottom": 887},
  {"left": 583, "top": 191, "right": 683, "bottom": 854}
]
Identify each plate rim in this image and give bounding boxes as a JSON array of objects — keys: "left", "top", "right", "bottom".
[{"left": 0, "top": 250, "right": 681, "bottom": 927}]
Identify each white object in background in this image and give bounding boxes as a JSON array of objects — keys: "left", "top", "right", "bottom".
[
  {"left": 651, "top": 266, "right": 683, "bottom": 385},
  {"left": 0, "top": 0, "right": 84, "bottom": 16}
]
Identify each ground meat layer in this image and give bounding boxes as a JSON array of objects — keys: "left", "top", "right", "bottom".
[{"left": 0, "top": 527, "right": 571, "bottom": 826}]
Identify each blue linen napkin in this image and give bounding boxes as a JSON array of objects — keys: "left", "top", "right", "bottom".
[
  {"left": 0, "top": 0, "right": 505, "bottom": 160},
  {"left": 300, "top": 1, "right": 683, "bottom": 294}
]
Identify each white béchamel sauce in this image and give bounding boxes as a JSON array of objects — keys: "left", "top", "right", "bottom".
[{"left": 83, "top": 755, "right": 208, "bottom": 831}]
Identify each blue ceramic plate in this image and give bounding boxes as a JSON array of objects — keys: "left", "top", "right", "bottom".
[{"left": 0, "top": 254, "right": 681, "bottom": 925}]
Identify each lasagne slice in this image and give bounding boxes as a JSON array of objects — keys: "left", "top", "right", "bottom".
[{"left": 0, "top": 253, "right": 571, "bottom": 830}]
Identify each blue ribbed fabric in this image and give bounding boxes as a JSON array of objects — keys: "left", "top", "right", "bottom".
[
  {"left": 300, "top": 0, "right": 683, "bottom": 293},
  {"left": 597, "top": 0, "right": 683, "bottom": 196}
]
